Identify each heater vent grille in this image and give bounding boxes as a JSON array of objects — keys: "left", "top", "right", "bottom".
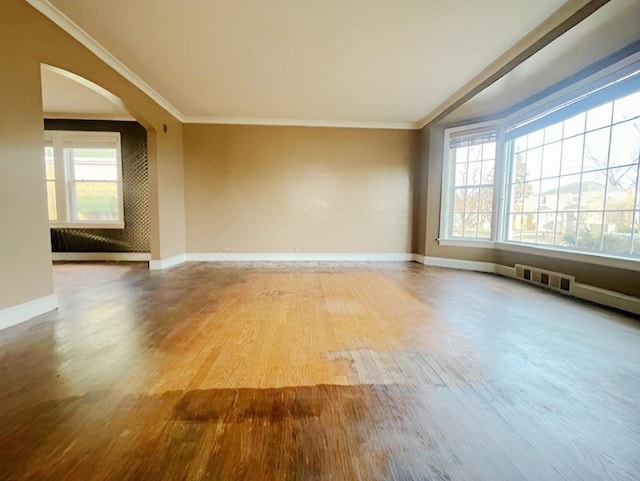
[{"left": 514, "top": 264, "right": 574, "bottom": 295}]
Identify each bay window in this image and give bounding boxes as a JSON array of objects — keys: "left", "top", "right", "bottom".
[{"left": 440, "top": 61, "right": 640, "bottom": 261}]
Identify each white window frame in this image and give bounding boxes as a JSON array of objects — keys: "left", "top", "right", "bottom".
[
  {"left": 437, "top": 51, "right": 640, "bottom": 270},
  {"left": 45, "top": 130, "right": 124, "bottom": 229},
  {"left": 439, "top": 121, "right": 502, "bottom": 247}
]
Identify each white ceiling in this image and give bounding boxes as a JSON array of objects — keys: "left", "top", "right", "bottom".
[
  {"left": 445, "top": 0, "right": 640, "bottom": 123},
  {"left": 41, "top": 66, "right": 133, "bottom": 120},
  {"left": 36, "top": 0, "right": 569, "bottom": 127}
]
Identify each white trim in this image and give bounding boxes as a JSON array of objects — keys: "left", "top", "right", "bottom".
[
  {"left": 52, "top": 252, "right": 150, "bottom": 262},
  {"left": 186, "top": 252, "right": 415, "bottom": 262},
  {"left": 437, "top": 239, "right": 496, "bottom": 249},
  {"left": 27, "top": 0, "right": 185, "bottom": 121},
  {"left": 184, "top": 117, "right": 417, "bottom": 130},
  {"left": 422, "top": 256, "right": 498, "bottom": 273},
  {"left": 572, "top": 283, "right": 640, "bottom": 316},
  {"left": 411, "top": 253, "right": 425, "bottom": 263},
  {"left": 42, "top": 64, "right": 128, "bottom": 111},
  {"left": 149, "top": 253, "right": 187, "bottom": 270},
  {"left": 0, "top": 294, "right": 58, "bottom": 331},
  {"left": 419, "top": 256, "right": 640, "bottom": 315},
  {"left": 495, "top": 264, "right": 516, "bottom": 278}
]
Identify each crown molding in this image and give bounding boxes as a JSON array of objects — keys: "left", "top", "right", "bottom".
[
  {"left": 26, "top": 0, "right": 186, "bottom": 122},
  {"left": 44, "top": 112, "right": 136, "bottom": 121},
  {"left": 183, "top": 116, "right": 419, "bottom": 130}
]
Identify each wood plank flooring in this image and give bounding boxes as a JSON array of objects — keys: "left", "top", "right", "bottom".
[{"left": 0, "top": 261, "right": 639, "bottom": 480}]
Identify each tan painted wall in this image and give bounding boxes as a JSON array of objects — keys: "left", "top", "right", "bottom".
[
  {"left": 0, "top": 0, "right": 185, "bottom": 311},
  {"left": 184, "top": 125, "right": 417, "bottom": 254}
]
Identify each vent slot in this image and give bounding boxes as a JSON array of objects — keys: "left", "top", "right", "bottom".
[{"left": 514, "top": 264, "right": 574, "bottom": 295}]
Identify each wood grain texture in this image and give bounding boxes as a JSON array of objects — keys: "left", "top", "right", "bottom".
[{"left": 0, "top": 261, "right": 639, "bottom": 480}]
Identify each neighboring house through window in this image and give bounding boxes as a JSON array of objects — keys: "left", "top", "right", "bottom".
[{"left": 44, "top": 130, "right": 124, "bottom": 229}]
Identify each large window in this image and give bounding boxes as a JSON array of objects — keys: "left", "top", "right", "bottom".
[
  {"left": 441, "top": 63, "right": 640, "bottom": 262},
  {"left": 445, "top": 129, "right": 497, "bottom": 239},
  {"left": 44, "top": 131, "right": 124, "bottom": 229}
]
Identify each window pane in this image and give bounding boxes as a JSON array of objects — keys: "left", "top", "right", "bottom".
[
  {"left": 521, "top": 213, "right": 538, "bottom": 244},
  {"left": 539, "top": 177, "right": 559, "bottom": 211},
  {"left": 528, "top": 129, "right": 544, "bottom": 149},
  {"left": 557, "top": 211, "right": 578, "bottom": 247},
  {"left": 576, "top": 212, "right": 603, "bottom": 251},
  {"left": 455, "top": 163, "right": 467, "bottom": 186},
  {"left": 509, "top": 214, "right": 522, "bottom": 241},
  {"left": 634, "top": 212, "right": 640, "bottom": 255},
  {"left": 468, "top": 143, "right": 482, "bottom": 162},
  {"left": 481, "top": 160, "right": 494, "bottom": 185},
  {"left": 608, "top": 118, "right": 640, "bottom": 168},
  {"left": 557, "top": 174, "right": 581, "bottom": 211},
  {"left": 541, "top": 142, "right": 561, "bottom": 178},
  {"left": 464, "top": 187, "right": 479, "bottom": 213},
  {"left": 582, "top": 128, "right": 611, "bottom": 172},
  {"left": 523, "top": 180, "right": 540, "bottom": 212},
  {"left": 46, "top": 180, "right": 57, "bottom": 221},
  {"left": 586, "top": 102, "right": 613, "bottom": 131},
  {"left": 455, "top": 144, "right": 468, "bottom": 163},
  {"left": 452, "top": 213, "right": 464, "bottom": 237},
  {"left": 525, "top": 147, "right": 543, "bottom": 181},
  {"left": 478, "top": 186, "right": 493, "bottom": 212},
  {"left": 463, "top": 213, "right": 478, "bottom": 237},
  {"left": 560, "top": 135, "right": 584, "bottom": 175},
  {"left": 478, "top": 213, "right": 492, "bottom": 239},
  {"left": 514, "top": 135, "right": 527, "bottom": 153},
  {"left": 579, "top": 171, "right": 606, "bottom": 211},
  {"left": 482, "top": 142, "right": 496, "bottom": 160},
  {"left": 453, "top": 188, "right": 465, "bottom": 213},
  {"left": 604, "top": 165, "right": 637, "bottom": 211},
  {"left": 467, "top": 162, "right": 481, "bottom": 185},
  {"left": 613, "top": 90, "right": 640, "bottom": 123},
  {"left": 602, "top": 211, "right": 633, "bottom": 255},
  {"left": 73, "top": 182, "right": 119, "bottom": 221},
  {"left": 45, "top": 146, "right": 55, "bottom": 180},
  {"left": 511, "top": 182, "right": 525, "bottom": 213},
  {"left": 68, "top": 148, "right": 118, "bottom": 181},
  {"left": 563, "top": 112, "right": 586, "bottom": 138},
  {"left": 544, "top": 122, "right": 564, "bottom": 144}
]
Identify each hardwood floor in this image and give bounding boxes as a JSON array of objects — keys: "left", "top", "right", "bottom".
[{"left": 0, "top": 261, "right": 639, "bottom": 480}]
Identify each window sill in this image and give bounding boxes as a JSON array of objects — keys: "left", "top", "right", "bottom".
[
  {"left": 50, "top": 222, "right": 125, "bottom": 230},
  {"left": 437, "top": 238, "right": 640, "bottom": 272}
]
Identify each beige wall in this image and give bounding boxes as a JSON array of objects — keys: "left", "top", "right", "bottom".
[
  {"left": 0, "top": 0, "right": 185, "bottom": 311},
  {"left": 184, "top": 125, "right": 417, "bottom": 254}
]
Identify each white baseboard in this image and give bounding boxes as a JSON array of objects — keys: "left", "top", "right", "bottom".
[
  {"left": 0, "top": 294, "right": 58, "bottom": 331},
  {"left": 149, "top": 253, "right": 187, "bottom": 270},
  {"left": 186, "top": 252, "right": 416, "bottom": 262},
  {"left": 422, "top": 255, "right": 640, "bottom": 316},
  {"left": 495, "top": 265, "right": 516, "bottom": 278},
  {"left": 411, "top": 253, "right": 425, "bottom": 263},
  {"left": 52, "top": 252, "right": 151, "bottom": 262},
  {"left": 572, "top": 283, "right": 640, "bottom": 316},
  {"left": 422, "top": 256, "right": 498, "bottom": 273}
]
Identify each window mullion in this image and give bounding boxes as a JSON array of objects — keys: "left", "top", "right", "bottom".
[{"left": 494, "top": 127, "right": 507, "bottom": 242}]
